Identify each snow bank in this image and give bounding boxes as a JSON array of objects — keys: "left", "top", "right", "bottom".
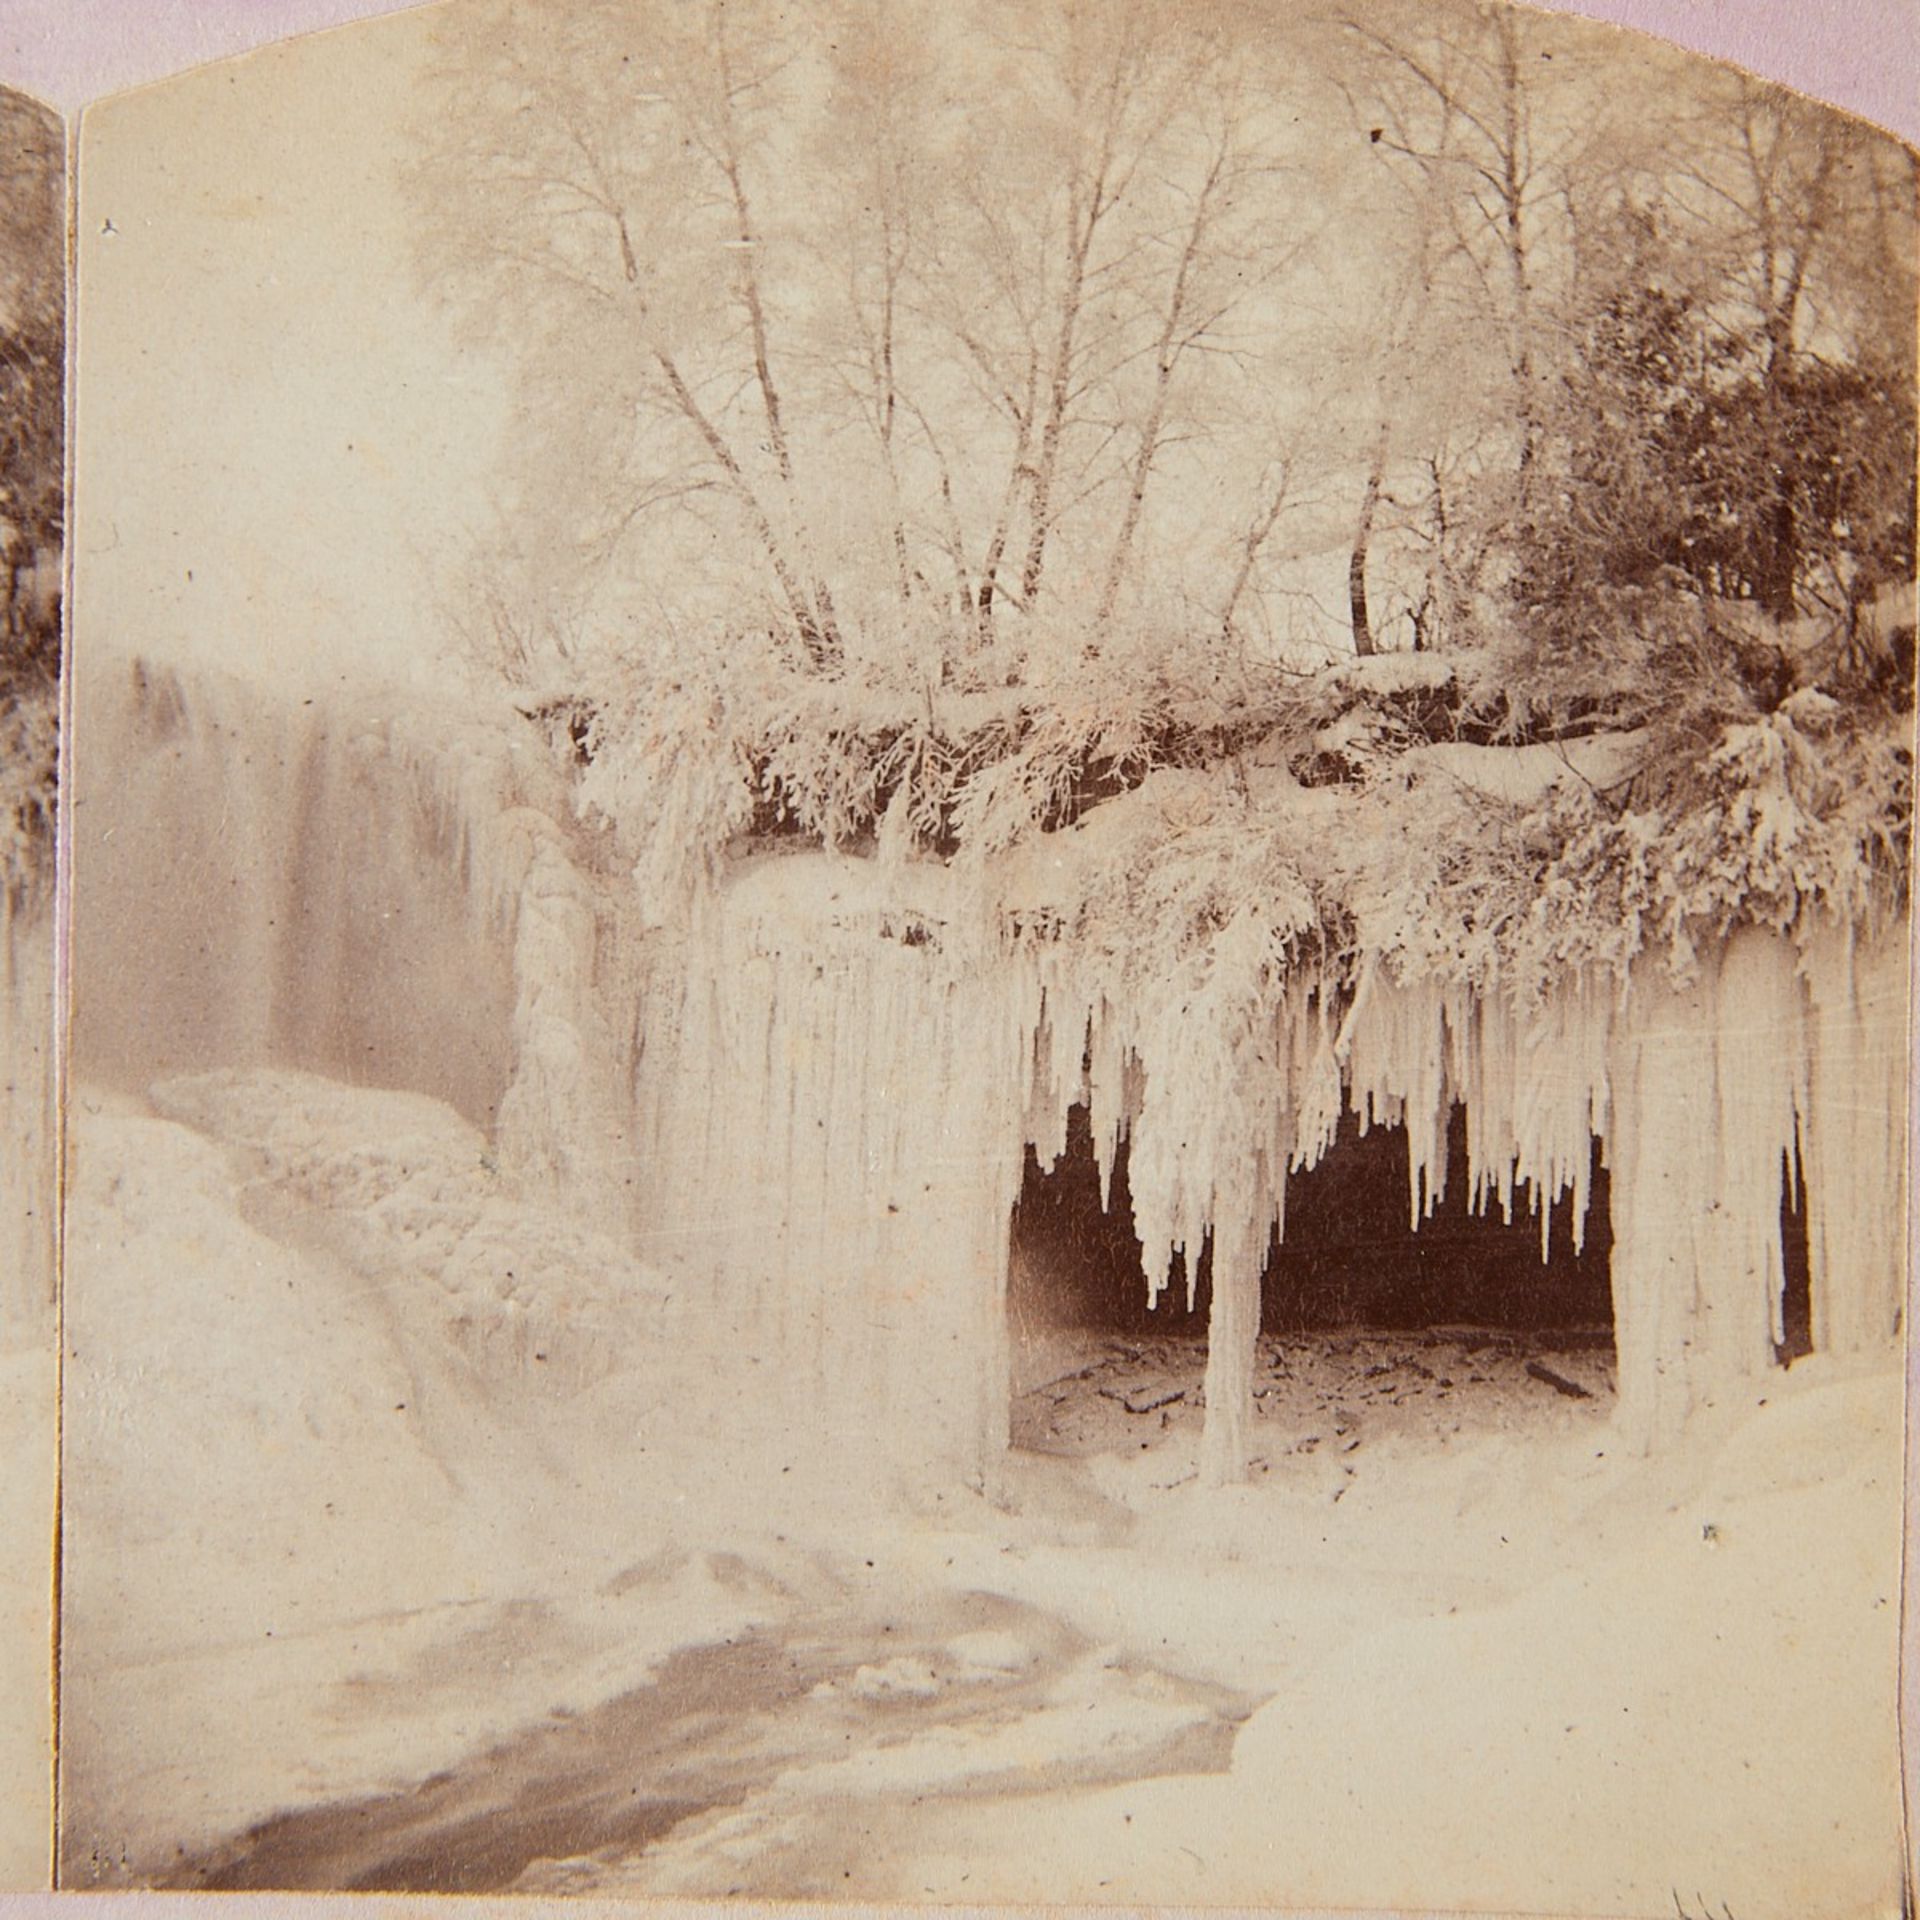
[
  {"left": 820, "top": 1361, "right": 1903, "bottom": 1917},
  {"left": 1402, "top": 727, "right": 1647, "bottom": 804},
  {"left": 57, "top": 1083, "right": 773, "bottom": 1883},
  {"left": 1329, "top": 650, "right": 1457, "bottom": 696},
  {"left": 1216, "top": 1365, "right": 1905, "bottom": 1919}
]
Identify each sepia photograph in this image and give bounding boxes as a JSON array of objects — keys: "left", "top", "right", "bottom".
[{"left": 33, "top": 0, "right": 1920, "bottom": 1910}]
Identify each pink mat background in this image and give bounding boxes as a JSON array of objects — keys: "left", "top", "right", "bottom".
[{"left": 2, "top": 0, "right": 1914, "bottom": 138}]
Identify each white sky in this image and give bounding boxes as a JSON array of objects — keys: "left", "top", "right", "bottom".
[{"left": 71, "top": 8, "right": 509, "bottom": 689}]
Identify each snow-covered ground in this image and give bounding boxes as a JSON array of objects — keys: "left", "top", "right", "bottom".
[
  {"left": 56, "top": 1067, "right": 1905, "bottom": 1915},
  {"left": 58, "top": 1074, "right": 768, "bottom": 1882}
]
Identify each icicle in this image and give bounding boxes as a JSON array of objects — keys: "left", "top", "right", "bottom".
[
  {"left": 1599, "top": 929, "right": 1844, "bottom": 1455},
  {"left": 1449, "top": 973, "right": 1612, "bottom": 1265},
  {"left": 1288, "top": 986, "right": 1340, "bottom": 1176},
  {"left": 627, "top": 850, "right": 1033, "bottom": 1492},
  {"left": 1607, "top": 960, "right": 1716, "bottom": 1452},
  {"left": 1344, "top": 969, "right": 1448, "bottom": 1229},
  {"left": 1801, "top": 919, "right": 1908, "bottom": 1356},
  {"left": 1023, "top": 960, "right": 1092, "bottom": 1175},
  {"left": 495, "top": 841, "right": 630, "bottom": 1223},
  {"left": 1713, "top": 929, "right": 1800, "bottom": 1359},
  {"left": 1085, "top": 1002, "right": 1129, "bottom": 1214},
  {"left": 1293, "top": 1033, "right": 1343, "bottom": 1175}
]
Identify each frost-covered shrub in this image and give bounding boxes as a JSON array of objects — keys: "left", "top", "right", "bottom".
[
  {"left": 541, "top": 558, "right": 1909, "bottom": 1019},
  {"left": 566, "top": 613, "right": 1297, "bottom": 877}
]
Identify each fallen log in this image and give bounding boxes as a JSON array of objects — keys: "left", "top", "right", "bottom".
[
  {"left": 1525, "top": 1360, "right": 1593, "bottom": 1400},
  {"left": 1099, "top": 1383, "right": 1187, "bottom": 1416}
]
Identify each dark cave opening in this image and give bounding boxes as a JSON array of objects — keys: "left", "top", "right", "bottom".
[{"left": 1008, "top": 1101, "right": 1616, "bottom": 1350}]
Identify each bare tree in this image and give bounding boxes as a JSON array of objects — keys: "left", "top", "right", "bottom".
[
  {"left": 1341, "top": 2, "right": 1593, "bottom": 525},
  {"left": 413, "top": 0, "right": 847, "bottom": 666},
  {"left": 1669, "top": 79, "right": 1890, "bottom": 619},
  {"left": 903, "top": 0, "right": 1238, "bottom": 638},
  {"left": 409, "top": 0, "right": 1906, "bottom": 692},
  {"left": 1095, "top": 81, "right": 1290, "bottom": 625},
  {"left": 1217, "top": 464, "right": 1292, "bottom": 645}
]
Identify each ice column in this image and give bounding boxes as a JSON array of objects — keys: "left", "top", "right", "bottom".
[
  {"left": 629, "top": 862, "right": 1031, "bottom": 1493},
  {"left": 1607, "top": 931, "right": 1805, "bottom": 1452},
  {"left": 1803, "top": 925, "right": 1909, "bottom": 1355}
]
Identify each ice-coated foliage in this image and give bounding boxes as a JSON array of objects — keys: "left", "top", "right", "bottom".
[{"left": 564, "top": 595, "right": 1908, "bottom": 1008}]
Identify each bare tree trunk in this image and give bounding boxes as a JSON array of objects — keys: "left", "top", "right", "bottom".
[
  {"left": 903, "top": 395, "right": 977, "bottom": 633},
  {"left": 1020, "top": 48, "right": 1139, "bottom": 610},
  {"left": 1098, "top": 146, "right": 1227, "bottom": 623},
  {"left": 1419, "top": 454, "right": 1454, "bottom": 651},
  {"left": 711, "top": 17, "right": 842, "bottom": 660},
  {"left": 1219, "top": 474, "right": 1289, "bottom": 642},
  {"left": 720, "top": 147, "right": 794, "bottom": 488},
  {"left": 1349, "top": 425, "right": 1388, "bottom": 657},
  {"left": 1738, "top": 86, "right": 1836, "bottom": 624},
  {"left": 1350, "top": 12, "right": 1543, "bottom": 519},
  {"left": 658, "top": 340, "right": 833, "bottom": 661},
  {"left": 976, "top": 426, "right": 1032, "bottom": 643},
  {"left": 612, "top": 208, "right": 837, "bottom": 668},
  {"left": 1020, "top": 180, "right": 1099, "bottom": 607},
  {"left": 1756, "top": 246, "right": 1827, "bottom": 622},
  {"left": 874, "top": 201, "right": 915, "bottom": 606},
  {"left": 1494, "top": 16, "right": 1538, "bottom": 508}
]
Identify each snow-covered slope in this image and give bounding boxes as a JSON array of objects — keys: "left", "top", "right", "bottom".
[{"left": 58, "top": 1081, "right": 773, "bottom": 1881}]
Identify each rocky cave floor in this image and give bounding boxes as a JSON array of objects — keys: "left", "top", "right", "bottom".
[{"left": 1012, "top": 1324, "right": 1617, "bottom": 1476}]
